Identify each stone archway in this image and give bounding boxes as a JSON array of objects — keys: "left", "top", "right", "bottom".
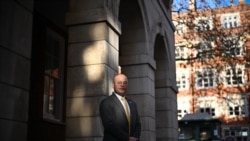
[
  {"left": 154, "top": 34, "right": 178, "bottom": 141},
  {"left": 118, "top": 0, "right": 156, "bottom": 141},
  {"left": 118, "top": 0, "right": 178, "bottom": 141},
  {"left": 65, "top": 0, "right": 177, "bottom": 140}
]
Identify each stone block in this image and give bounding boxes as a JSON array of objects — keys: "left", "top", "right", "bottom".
[
  {"left": 122, "top": 64, "right": 155, "bottom": 81},
  {"left": 67, "top": 64, "right": 111, "bottom": 97},
  {"left": 69, "top": 0, "right": 103, "bottom": 12},
  {"left": 66, "top": 117, "right": 103, "bottom": 137},
  {"left": 0, "top": 48, "right": 30, "bottom": 89},
  {"left": 156, "top": 96, "right": 177, "bottom": 111},
  {"left": 68, "top": 22, "right": 119, "bottom": 48},
  {"left": 126, "top": 77, "right": 155, "bottom": 96},
  {"left": 128, "top": 94, "right": 155, "bottom": 117},
  {"left": 140, "top": 130, "right": 156, "bottom": 141},
  {"left": 68, "top": 41, "right": 118, "bottom": 67},
  {"left": 156, "top": 127, "right": 178, "bottom": 139},
  {"left": 0, "top": 0, "right": 32, "bottom": 58},
  {"left": 66, "top": 8, "right": 121, "bottom": 34},
  {"left": 120, "top": 42, "right": 151, "bottom": 56},
  {"left": 140, "top": 116, "right": 156, "bottom": 131},
  {"left": 156, "top": 87, "right": 177, "bottom": 98},
  {"left": 156, "top": 111, "right": 174, "bottom": 128},
  {"left": 120, "top": 54, "right": 156, "bottom": 69},
  {"left": 120, "top": 28, "right": 145, "bottom": 43},
  {"left": 66, "top": 96, "right": 105, "bottom": 117},
  {"left": 156, "top": 110, "right": 178, "bottom": 128},
  {"left": 0, "top": 84, "right": 29, "bottom": 121},
  {"left": 0, "top": 119, "right": 27, "bottom": 141}
]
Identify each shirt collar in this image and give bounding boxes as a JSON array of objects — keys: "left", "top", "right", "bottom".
[{"left": 114, "top": 92, "right": 125, "bottom": 100}]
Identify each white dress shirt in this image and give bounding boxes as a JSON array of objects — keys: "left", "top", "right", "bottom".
[{"left": 114, "top": 93, "right": 131, "bottom": 114}]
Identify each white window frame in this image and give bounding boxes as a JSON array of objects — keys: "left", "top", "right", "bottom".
[
  {"left": 221, "top": 12, "right": 240, "bottom": 29},
  {"left": 224, "top": 64, "right": 245, "bottom": 86},
  {"left": 226, "top": 94, "right": 248, "bottom": 117},
  {"left": 196, "top": 42, "right": 214, "bottom": 59},
  {"left": 229, "top": 105, "right": 245, "bottom": 116},
  {"left": 176, "top": 69, "right": 190, "bottom": 90},
  {"left": 43, "top": 27, "right": 65, "bottom": 122},
  {"left": 173, "top": 20, "right": 187, "bottom": 35},
  {"left": 178, "top": 109, "right": 188, "bottom": 119},
  {"left": 194, "top": 16, "right": 213, "bottom": 32},
  {"left": 200, "top": 107, "right": 215, "bottom": 116},
  {"left": 222, "top": 127, "right": 249, "bottom": 140},
  {"left": 195, "top": 68, "right": 216, "bottom": 89},
  {"left": 223, "top": 38, "right": 244, "bottom": 57},
  {"left": 178, "top": 97, "right": 191, "bottom": 120},
  {"left": 175, "top": 44, "right": 189, "bottom": 60},
  {"left": 197, "top": 96, "right": 218, "bottom": 117}
]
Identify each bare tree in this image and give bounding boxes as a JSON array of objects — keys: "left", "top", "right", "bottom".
[
  {"left": 173, "top": 0, "right": 250, "bottom": 85},
  {"left": 174, "top": 0, "right": 250, "bottom": 123}
]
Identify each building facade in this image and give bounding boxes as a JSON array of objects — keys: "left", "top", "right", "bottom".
[
  {"left": 174, "top": 0, "right": 250, "bottom": 140},
  {"left": 0, "top": 0, "right": 177, "bottom": 141}
]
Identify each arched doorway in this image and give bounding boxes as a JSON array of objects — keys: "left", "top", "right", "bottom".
[{"left": 119, "top": 0, "right": 157, "bottom": 141}]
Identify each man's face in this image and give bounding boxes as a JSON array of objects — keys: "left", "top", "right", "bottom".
[{"left": 113, "top": 74, "right": 128, "bottom": 96}]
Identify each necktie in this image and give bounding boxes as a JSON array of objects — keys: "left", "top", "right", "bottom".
[{"left": 121, "top": 97, "right": 130, "bottom": 134}]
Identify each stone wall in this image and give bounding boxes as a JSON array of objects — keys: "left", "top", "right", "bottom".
[{"left": 0, "top": 0, "right": 33, "bottom": 141}]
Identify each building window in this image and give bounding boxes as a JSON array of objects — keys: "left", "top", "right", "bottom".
[
  {"left": 229, "top": 106, "right": 246, "bottom": 116},
  {"left": 227, "top": 95, "right": 248, "bottom": 117},
  {"left": 43, "top": 28, "right": 65, "bottom": 121},
  {"left": 197, "top": 96, "right": 218, "bottom": 117},
  {"left": 173, "top": 20, "right": 187, "bottom": 35},
  {"left": 200, "top": 107, "right": 215, "bottom": 116},
  {"left": 221, "top": 13, "right": 240, "bottom": 29},
  {"left": 195, "top": 17, "right": 213, "bottom": 32},
  {"left": 178, "top": 109, "right": 187, "bottom": 119},
  {"left": 222, "top": 127, "right": 249, "bottom": 141},
  {"left": 223, "top": 39, "right": 244, "bottom": 57},
  {"left": 175, "top": 45, "right": 188, "bottom": 60},
  {"left": 178, "top": 98, "right": 191, "bottom": 120},
  {"left": 225, "top": 64, "right": 244, "bottom": 86},
  {"left": 196, "top": 42, "right": 214, "bottom": 59},
  {"left": 241, "top": 128, "right": 249, "bottom": 137},
  {"left": 176, "top": 69, "right": 190, "bottom": 90},
  {"left": 224, "top": 129, "right": 230, "bottom": 136},
  {"left": 196, "top": 68, "right": 215, "bottom": 88}
]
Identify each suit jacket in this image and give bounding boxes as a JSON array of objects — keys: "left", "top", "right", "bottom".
[{"left": 99, "top": 93, "right": 141, "bottom": 141}]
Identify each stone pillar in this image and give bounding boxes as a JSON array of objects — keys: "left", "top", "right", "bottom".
[
  {"left": 120, "top": 50, "right": 157, "bottom": 141},
  {"left": 155, "top": 87, "right": 178, "bottom": 141},
  {"left": 0, "top": 0, "right": 33, "bottom": 141},
  {"left": 65, "top": 0, "right": 120, "bottom": 140},
  {"left": 154, "top": 57, "right": 178, "bottom": 141}
]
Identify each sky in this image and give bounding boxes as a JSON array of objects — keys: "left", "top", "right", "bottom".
[{"left": 173, "top": 0, "right": 250, "bottom": 12}]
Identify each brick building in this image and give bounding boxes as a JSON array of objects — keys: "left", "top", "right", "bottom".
[{"left": 173, "top": 0, "right": 250, "bottom": 140}]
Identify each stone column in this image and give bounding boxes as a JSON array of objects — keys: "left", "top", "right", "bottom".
[
  {"left": 120, "top": 49, "right": 157, "bottom": 141},
  {"left": 155, "top": 87, "right": 178, "bottom": 141},
  {"left": 0, "top": 0, "right": 33, "bottom": 141},
  {"left": 65, "top": 0, "right": 120, "bottom": 140}
]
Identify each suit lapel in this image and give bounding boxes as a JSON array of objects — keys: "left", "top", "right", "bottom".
[
  {"left": 127, "top": 99, "right": 134, "bottom": 122},
  {"left": 111, "top": 93, "right": 127, "bottom": 117}
]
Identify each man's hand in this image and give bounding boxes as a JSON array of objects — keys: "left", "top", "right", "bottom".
[{"left": 129, "top": 137, "right": 139, "bottom": 141}]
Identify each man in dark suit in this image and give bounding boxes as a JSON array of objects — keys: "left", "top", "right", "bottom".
[{"left": 99, "top": 73, "right": 141, "bottom": 141}]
